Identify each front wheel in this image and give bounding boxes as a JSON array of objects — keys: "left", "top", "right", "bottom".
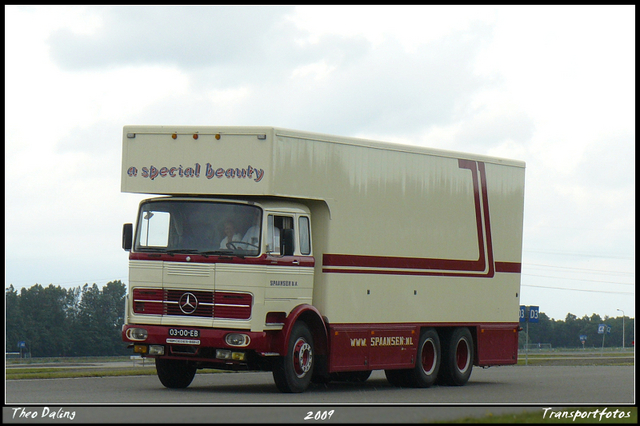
[
  {"left": 155, "top": 358, "right": 197, "bottom": 389},
  {"left": 273, "top": 322, "right": 315, "bottom": 393}
]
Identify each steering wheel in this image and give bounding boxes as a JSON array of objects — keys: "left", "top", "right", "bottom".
[{"left": 226, "top": 241, "right": 259, "bottom": 250}]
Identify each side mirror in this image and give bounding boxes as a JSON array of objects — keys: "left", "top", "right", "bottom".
[
  {"left": 281, "top": 229, "right": 295, "bottom": 256},
  {"left": 122, "top": 223, "right": 133, "bottom": 251}
]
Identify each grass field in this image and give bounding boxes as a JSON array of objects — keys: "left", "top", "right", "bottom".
[
  {"left": 5, "top": 366, "right": 157, "bottom": 380},
  {"left": 5, "top": 356, "right": 228, "bottom": 380},
  {"left": 516, "top": 351, "right": 634, "bottom": 366}
]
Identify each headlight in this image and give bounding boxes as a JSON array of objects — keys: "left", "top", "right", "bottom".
[
  {"left": 216, "top": 349, "right": 246, "bottom": 361},
  {"left": 225, "top": 333, "right": 250, "bottom": 347},
  {"left": 126, "top": 327, "right": 148, "bottom": 341},
  {"left": 149, "top": 345, "right": 165, "bottom": 356}
]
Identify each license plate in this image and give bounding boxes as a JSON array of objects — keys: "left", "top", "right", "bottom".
[{"left": 168, "top": 328, "right": 200, "bottom": 338}]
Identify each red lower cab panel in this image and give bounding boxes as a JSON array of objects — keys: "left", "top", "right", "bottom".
[{"left": 122, "top": 324, "right": 279, "bottom": 371}]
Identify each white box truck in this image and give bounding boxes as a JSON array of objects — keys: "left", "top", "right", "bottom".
[{"left": 120, "top": 126, "right": 525, "bottom": 392}]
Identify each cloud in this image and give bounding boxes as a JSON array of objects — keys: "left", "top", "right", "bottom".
[
  {"left": 5, "top": 5, "right": 634, "bottom": 320},
  {"left": 47, "top": 6, "right": 298, "bottom": 72},
  {"left": 235, "top": 28, "right": 499, "bottom": 139},
  {"left": 45, "top": 5, "right": 501, "bottom": 139}
]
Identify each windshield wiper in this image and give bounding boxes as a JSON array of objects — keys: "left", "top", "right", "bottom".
[
  {"left": 162, "top": 248, "right": 248, "bottom": 259},
  {"left": 200, "top": 250, "right": 245, "bottom": 259},
  {"left": 165, "top": 249, "right": 199, "bottom": 255}
]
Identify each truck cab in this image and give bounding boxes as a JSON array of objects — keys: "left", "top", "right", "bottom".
[{"left": 122, "top": 197, "right": 319, "bottom": 388}]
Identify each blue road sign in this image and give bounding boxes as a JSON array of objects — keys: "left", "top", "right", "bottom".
[{"left": 528, "top": 306, "right": 539, "bottom": 323}]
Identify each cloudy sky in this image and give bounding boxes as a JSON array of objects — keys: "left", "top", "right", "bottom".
[{"left": 5, "top": 5, "right": 635, "bottom": 322}]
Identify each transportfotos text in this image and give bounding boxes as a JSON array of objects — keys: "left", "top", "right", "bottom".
[
  {"left": 542, "top": 407, "right": 632, "bottom": 421},
  {"left": 126, "top": 163, "right": 265, "bottom": 182}
]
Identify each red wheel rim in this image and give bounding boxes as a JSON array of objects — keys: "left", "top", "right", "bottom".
[
  {"left": 455, "top": 338, "right": 470, "bottom": 372},
  {"left": 421, "top": 338, "right": 436, "bottom": 374},
  {"left": 293, "top": 337, "right": 312, "bottom": 378}
]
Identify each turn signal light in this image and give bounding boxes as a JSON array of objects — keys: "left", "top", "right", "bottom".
[
  {"left": 134, "top": 344, "right": 148, "bottom": 354},
  {"left": 216, "top": 349, "right": 246, "bottom": 361},
  {"left": 232, "top": 352, "right": 246, "bottom": 361}
]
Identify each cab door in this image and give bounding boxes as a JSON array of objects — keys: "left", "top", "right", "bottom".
[{"left": 264, "top": 213, "right": 314, "bottom": 322}]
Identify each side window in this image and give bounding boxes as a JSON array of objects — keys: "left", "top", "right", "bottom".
[
  {"left": 299, "top": 216, "right": 311, "bottom": 255},
  {"left": 267, "top": 215, "right": 278, "bottom": 254},
  {"left": 267, "top": 215, "right": 294, "bottom": 255}
]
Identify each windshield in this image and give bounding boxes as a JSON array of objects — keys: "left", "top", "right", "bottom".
[{"left": 134, "top": 200, "right": 262, "bottom": 257}]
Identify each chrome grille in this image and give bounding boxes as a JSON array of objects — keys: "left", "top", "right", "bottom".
[{"left": 132, "top": 288, "right": 252, "bottom": 319}]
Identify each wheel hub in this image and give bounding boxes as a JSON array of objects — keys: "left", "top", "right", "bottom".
[{"left": 293, "top": 338, "right": 313, "bottom": 378}]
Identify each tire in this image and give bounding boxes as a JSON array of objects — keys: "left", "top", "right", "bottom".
[
  {"left": 310, "top": 373, "right": 331, "bottom": 385},
  {"left": 385, "top": 328, "right": 440, "bottom": 388},
  {"left": 439, "top": 327, "right": 474, "bottom": 386},
  {"left": 385, "top": 368, "right": 411, "bottom": 387},
  {"left": 410, "top": 328, "right": 441, "bottom": 387},
  {"left": 273, "top": 322, "right": 315, "bottom": 393},
  {"left": 155, "top": 358, "right": 197, "bottom": 389},
  {"left": 311, "top": 354, "right": 331, "bottom": 384}
]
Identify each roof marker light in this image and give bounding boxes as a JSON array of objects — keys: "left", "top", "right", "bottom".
[{"left": 172, "top": 133, "right": 178, "bottom": 139}]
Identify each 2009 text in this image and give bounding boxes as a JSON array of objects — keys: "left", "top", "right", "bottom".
[{"left": 304, "top": 410, "right": 335, "bottom": 421}]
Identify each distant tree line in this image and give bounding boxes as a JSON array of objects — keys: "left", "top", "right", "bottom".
[
  {"left": 520, "top": 312, "right": 634, "bottom": 350},
  {"left": 5, "top": 281, "right": 128, "bottom": 357},
  {"left": 5, "top": 281, "right": 635, "bottom": 357}
]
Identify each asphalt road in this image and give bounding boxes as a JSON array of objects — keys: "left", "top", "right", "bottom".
[{"left": 4, "top": 365, "right": 635, "bottom": 423}]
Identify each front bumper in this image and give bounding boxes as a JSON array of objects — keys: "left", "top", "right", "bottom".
[{"left": 122, "top": 324, "right": 281, "bottom": 364}]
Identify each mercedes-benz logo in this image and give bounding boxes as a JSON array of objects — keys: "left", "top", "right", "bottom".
[{"left": 179, "top": 292, "right": 198, "bottom": 314}]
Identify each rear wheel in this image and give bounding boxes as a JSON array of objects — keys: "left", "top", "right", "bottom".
[
  {"left": 410, "top": 328, "right": 441, "bottom": 387},
  {"left": 273, "top": 322, "right": 315, "bottom": 393},
  {"left": 439, "top": 327, "right": 473, "bottom": 386},
  {"left": 385, "top": 328, "right": 440, "bottom": 388},
  {"left": 155, "top": 358, "right": 197, "bottom": 389},
  {"left": 385, "top": 368, "right": 411, "bottom": 387}
]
